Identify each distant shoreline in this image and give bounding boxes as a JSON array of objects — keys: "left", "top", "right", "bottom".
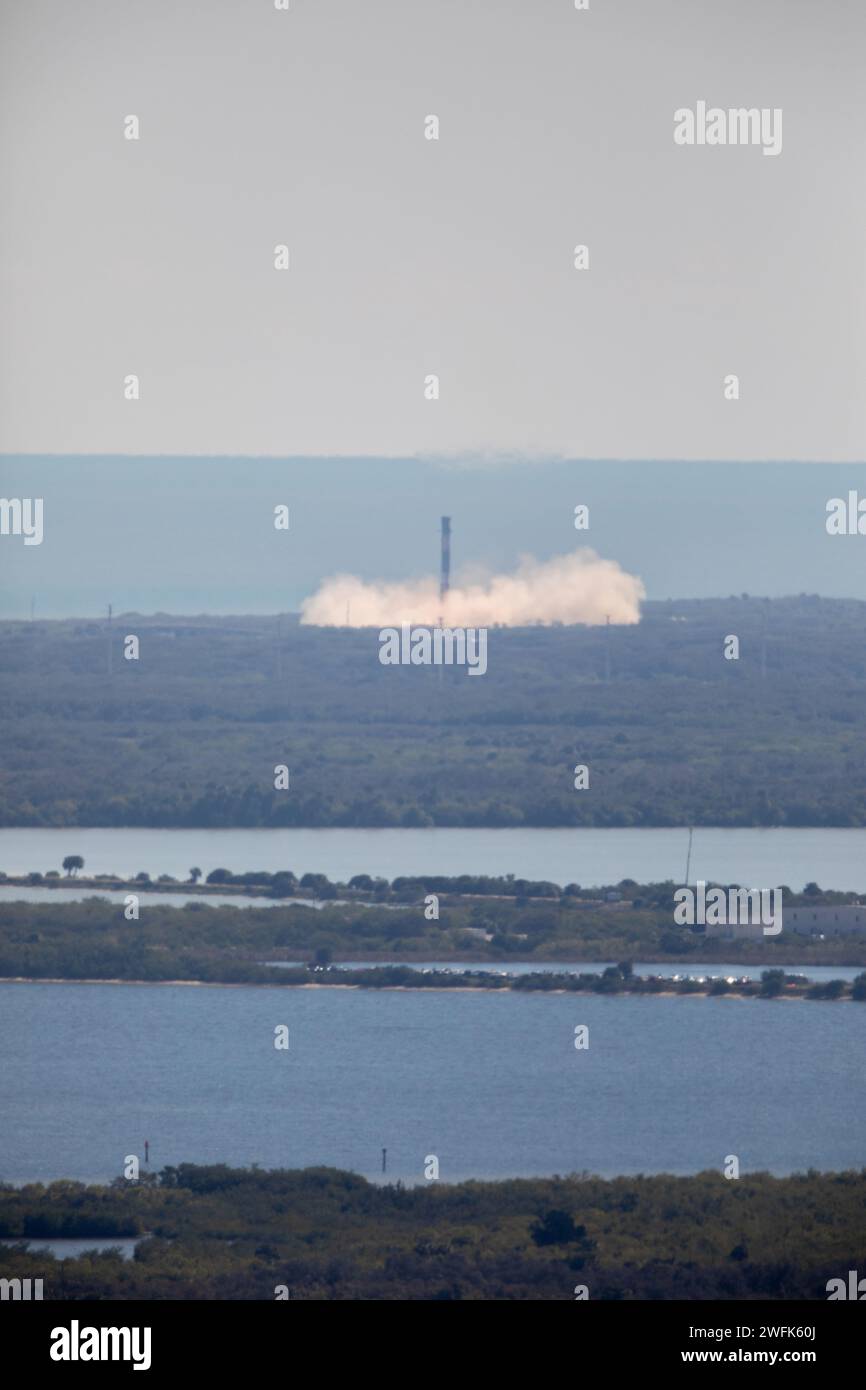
[
  {"left": 0, "top": 975, "right": 852, "bottom": 1001},
  {"left": 4, "top": 876, "right": 866, "bottom": 970}
]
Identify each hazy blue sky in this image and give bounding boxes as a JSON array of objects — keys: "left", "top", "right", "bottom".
[
  {"left": 1, "top": 0, "right": 865, "bottom": 460},
  {"left": 1, "top": 456, "right": 864, "bottom": 617}
]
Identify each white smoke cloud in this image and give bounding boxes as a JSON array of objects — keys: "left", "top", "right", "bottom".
[{"left": 300, "top": 550, "right": 645, "bottom": 627}]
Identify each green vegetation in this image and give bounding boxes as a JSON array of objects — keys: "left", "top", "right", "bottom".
[
  {"left": 4, "top": 597, "right": 866, "bottom": 827},
  {"left": 0, "top": 896, "right": 864, "bottom": 994},
  {"left": 2, "top": 877, "right": 866, "bottom": 972},
  {"left": 1, "top": 1164, "right": 864, "bottom": 1299}
]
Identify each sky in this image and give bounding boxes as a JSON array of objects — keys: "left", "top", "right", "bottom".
[
  {"left": 1, "top": 456, "right": 865, "bottom": 618},
  {"left": 1, "top": 0, "right": 865, "bottom": 461},
  {"left": 1, "top": 3, "right": 864, "bottom": 617}
]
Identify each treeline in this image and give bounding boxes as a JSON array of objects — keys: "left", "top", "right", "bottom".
[
  {"left": 1, "top": 1164, "right": 865, "bottom": 1300},
  {"left": 6, "top": 867, "right": 864, "bottom": 910},
  {"left": 3, "top": 597, "right": 866, "bottom": 827},
  {"left": 1, "top": 895, "right": 866, "bottom": 973},
  {"left": 2, "top": 895, "right": 866, "bottom": 974},
  {"left": 1, "top": 946, "right": 862, "bottom": 998}
]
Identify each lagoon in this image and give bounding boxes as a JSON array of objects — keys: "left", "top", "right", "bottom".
[{"left": 1, "top": 979, "right": 863, "bottom": 1186}]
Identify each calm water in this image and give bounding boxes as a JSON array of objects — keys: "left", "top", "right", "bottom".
[
  {"left": 0, "top": 886, "right": 342, "bottom": 911},
  {"left": 2, "top": 826, "right": 866, "bottom": 891},
  {"left": 0, "top": 1237, "right": 141, "bottom": 1261},
  {"left": 1, "top": 981, "right": 864, "bottom": 1185}
]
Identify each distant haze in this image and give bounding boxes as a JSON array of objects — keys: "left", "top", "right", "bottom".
[
  {"left": 1, "top": 456, "right": 866, "bottom": 619},
  {"left": 1, "top": 0, "right": 865, "bottom": 461}
]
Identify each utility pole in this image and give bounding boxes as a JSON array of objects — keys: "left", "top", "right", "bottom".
[
  {"left": 438, "top": 517, "right": 451, "bottom": 687},
  {"left": 107, "top": 604, "right": 113, "bottom": 677},
  {"left": 684, "top": 826, "right": 694, "bottom": 885},
  {"left": 439, "top": 517, "right": 451, "bottom": 606}
]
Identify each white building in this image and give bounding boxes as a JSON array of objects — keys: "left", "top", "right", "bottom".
[
  {"left": 784, "top": 905, "right": 866, "bottom": 937},
  {"left": 706, "top": 904, "right": 866, "bottom": 940}
]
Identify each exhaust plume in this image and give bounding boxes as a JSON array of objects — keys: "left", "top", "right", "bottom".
[{"left": 300, "top": 549, "right": 644, "bottom": 627}]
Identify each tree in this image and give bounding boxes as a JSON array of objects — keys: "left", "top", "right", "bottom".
[
  {"left": 62, "top": 855, "right": 84, "bottom": 877},
  {"left": 531, "top": 1210, "right": 595, "bottom": 1252},
  {"left": 299, "top": 873, "right": 336, "bottom": 899},
  {"left": 808, "top": 978, "right": 845, "bottom": 1000},
  {"left": 760, "top": 969, "right": 785, "bottom": 998},
  {"left": 188, "top": 867, "right": 202, "bottom": 884},
  {"left": 348, "top": 874, "right": 374, "bottom": 892}
]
